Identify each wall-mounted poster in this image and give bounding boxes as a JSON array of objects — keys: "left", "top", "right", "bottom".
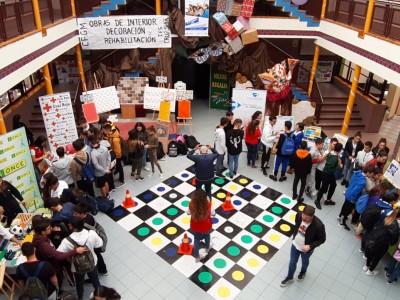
[
  {"left": 185, "top": 0, "right": 210, "bottom": 36},
  {"left": 297, "top": 61, "right": 335, "bottom": 83},
  {"left": 232, "top": 89, "right": 267, "bottom": 125},
  {"left": 0, "top": 128, "right": 43, "bottom": 211},
  {"left": 39, "top": 92, "right": 79, "bottom": 153},
  {"left": 144, "top": 86, "right": 177, "bottom": 112},
  {"left": 82, "top": 86, "right": 120, "bottom": 113},
  {"left": 210, "top": 63, "right": 230, "bottom": 110}
]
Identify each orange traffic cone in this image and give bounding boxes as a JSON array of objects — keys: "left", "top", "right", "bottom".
[
  {"left": 221, "top": 192, "right": 235, "bottom": 211},
  {"left": 178, "top": 233, "right": 193, "bottom": 255},
  {"left": 192, "top": 177, "right": 196, "bottom": 186},
  {"left": 123, "top": 190, "right": 136, "bottom": 208}
]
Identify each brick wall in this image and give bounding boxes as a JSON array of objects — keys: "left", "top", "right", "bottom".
[{"left": 117, "top": 77, "right": 149, "bottom": 104}]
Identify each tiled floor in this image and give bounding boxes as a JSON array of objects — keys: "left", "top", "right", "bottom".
[{"left": 79, "top": 99, "right": 399, "bottom": 299}]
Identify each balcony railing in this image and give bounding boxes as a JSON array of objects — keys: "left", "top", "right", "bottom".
[{"left": 326, "top": 0, "right": 400, "bottom": 41}]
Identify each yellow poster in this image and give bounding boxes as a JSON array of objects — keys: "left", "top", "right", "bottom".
[{"left": 159, "top": 101, "right": 171, "bottom": 122}]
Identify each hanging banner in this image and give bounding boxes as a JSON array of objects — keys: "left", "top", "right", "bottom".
[
  {"left": 185, "top": 0, "right": 210, "bottom": 36},
  {"left": 38, "top": 92, "right": 78, "bottom": 153},
  {"left": 232, "top": 88, "right": 267, "bottom": 124},
  {"left": 77, "top": 15, "right": 171, "bottom": 49},
  {"left": 0, "top": 128, "right": 43, "bottom": 211},
  {"left": 210, "top": 64, "right": 230, "bottom": 110}
]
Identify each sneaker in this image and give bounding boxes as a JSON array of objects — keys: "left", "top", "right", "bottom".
[
  {"left": 387, "top": 280, "right": 394, "bottom": 284},
  {"left": 297, "top": 272, "right": 306, "bottom": 281},
  {"left": 324, "top": 200, "right": 336, "bottom": 205},
  {"left": 315, "top": 201, "right": 321, "bottom": 210},
  {"left": 195, "top": 255, "right": 205, "bottom": 263},
  {"left": 130, "top": 172, "right": 135, "bottom": 177},
  {"left": 366, "top": 270, "right": 379, "bottom": 276},
  {"left": 351, "top": 222, "right": 358, "bottom": 229},
  {"left": 144, "top": 166, "right": 151, "bottom": 172},
  {"left": 115, "top": 182, "right": 126, "bottom": 189},
  {"left": 99, "top": 271, "right": 109, "bottom": 276},
  {"left": 136, "top": 177, "right": 144, "bottom": 182},
  {"left": 262, "top": 168, "right": 268, "bottom": 176},
  {"left": 359, "top": 248, "right": 364, "bottom": 253},
  {"left": 337, "top": 215, "right": 342, "bottom": 222},
  {"left": 363, "top": 254, "right": 367, "bottom": 260},
  {"left": 345, "top": 182, "right": 349, "bottom": 188},
  {"left": 363, "top": 265, "right": 369, "bottom": 271},
  {"left": 279, "top": 176, "right": 287, "bottom": 182},
  {"left": 148, "top": 173, "right": 154, "bottom": 177},
  {"left": 159, "top": 173, "right": 164, "bottom": 179},
  {"left": 269, "top": 175, "right": 278, "bottom": 181},
  {"left": 385, "top": 268, "right": 390, "bottom": 279},
  {"left": 280, "top": 277, "right": 293, "bottom": 287},
  {"left": 338, "top": 222, "right": 350, "bottom": 231},
  {"left": 292, "top": 194, "right": 298, "bottom": 200},
  {"left": 297, "top": 197, "right": 304, "bottom": 203},
  {"left": 341, "top": 180, "right": 347, "bottom": 186},
  {"left": 305, "top": 190, "right": 312, "bottom": 198},
  {"left": 206, "top": 244, "right": 213, "bottom": 253},
  {"left": 311, "top": 190, "right": 318, "bottom": 196},
  {"left": 84, "top": 278, "right": 91, "bottom": 285}
]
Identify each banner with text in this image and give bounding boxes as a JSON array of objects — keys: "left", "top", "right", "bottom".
[
  {"left": 384, "top": 160, "right": 400, "bottom": 189},
  {"left": 210, "top": 63, "right": 230, "bottom": 110},
  {"left": 232, "top": 89, "right": 267, "bottom": 125},
  {"left": 0, "top": 128, "right": 43, "bottom": 211},
  {"left": 77, "top": 15, "right": 171, "bottom": 49},
  {"left": 39, "top": 92, "right": 78, "bottom": 153},
  {"left": 185, "top": 0, "right": 210, "bottom": 36}
]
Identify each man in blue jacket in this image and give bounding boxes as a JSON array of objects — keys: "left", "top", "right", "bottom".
[
  {"left": 338, "top": 167, "right": 368, "bottom": 230},
  {"left": 187, "top": 144, "right": 219, "bottom": 199}
]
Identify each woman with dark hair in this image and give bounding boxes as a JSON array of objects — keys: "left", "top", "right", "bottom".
[
  {"left": 30, "top": 135, "right": 50, "bottom": 187},
  {"left": 91, "top": 285, "right": 121, "bottom": 300},
  {"left": 12, "top": 114, "right": 34, "bottom": 145},
  {"left": 372, "top": 138, "right": 390, "bottom": 157},
  {"left": 341, "top": 131, "right": 364, "bottom": 187},
  {"left": 251, "top": 110, "right": 262, "bottom": 121},
  {"left": 245, "top": 119, "right": 261, "bottom": 168},
  {"left": 128, "top": 122, "right": 149, "bottom": 170},
  {"left": 0, "top": 176, "right": 26, "bottom": 226}
]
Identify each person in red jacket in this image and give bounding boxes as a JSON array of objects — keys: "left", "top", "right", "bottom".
[
  {"left": 245, "top": 119, "right": 262, "bottom": 168},
  {"left": 188, "top": 189, "right": 215, "bottom": 263}
]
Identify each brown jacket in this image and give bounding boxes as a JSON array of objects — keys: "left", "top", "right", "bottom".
[{"left": 70, "top": 150, "right": 88, "bottom": 181}]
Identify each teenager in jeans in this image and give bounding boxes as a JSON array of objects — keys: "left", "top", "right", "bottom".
[
  {"left": 292, "top": 141, "right": 312, "bottom": 203},
  {"left": 214, "top": 117, "right": 229, "bottom": 177},
  {"left": 260, "top": 116, "right": 279, "bottom": 176},
  {"left": 245, "top": 119, "right": 261, "bottom": 168},
  {"left": 226, "top": 119, "right": 244, "bottom": 178},
  {"left": 269, "top": 121, "right": 293, "bottom": 182}
]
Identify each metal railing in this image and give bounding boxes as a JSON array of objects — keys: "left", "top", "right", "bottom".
[{"left": 326, "top": 0, "right": 400, "bottom": 41}]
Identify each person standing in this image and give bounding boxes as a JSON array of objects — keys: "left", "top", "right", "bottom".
[
  {"left": 128, "top": 122, "right": 149, "bottom": 172},
  {"left": 0, "top": 176, "right": 26, "bottom": 226},
  {"left": 341, "top": 131, "right": 363, "bottom": 187},
  {"left": 51, "top": 147, "right": 75, "bottom": 188},
  {"left": 280, "top": 205, "right": 326, "bottom": 287},
  {"left": 372, "top": 138, "right": 390, "bottom": 157},
  {"left": 146, "top": 126, "right": 164, "bottom": 178},
  {"left": 187, "top": 145, "right": 219, "bottom": 199},
  {"left": 226, "top": 119, "right": 244, "bottom": 178},
  {"left": 260, "top": 116, "right": 279, "bottom": 176},
  {"left": 13, "top": 114, "right": 34, "bottom": 145},
  {"left": 305, "top": 138, "right": 324, "bottom": 198},
  {"left": 102, "top": 124, "right": 125, "bottom": 187},
  {"left": 366, "top": 150, "right": 388, "bottom": 171},
  {"left": 287, "top": 122, "right": 305, "bottom": 174},
  {"left": 88, "top": 135, "right": 111, "bottom": 198},
  {"left": 214, "top": 117, "right": 229, "bottom": 177},
  {"left": 245, "top": 119, "right": 262, "bottom": 168},
  {"left": 292, "top": 141, "right": 312, "bottom": 203},
  {"left": 354, "top": 141, "right": 374, "bottom": 170}
]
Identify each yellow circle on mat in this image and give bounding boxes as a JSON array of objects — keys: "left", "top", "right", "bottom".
[
  {"left": 298, "top": 205, "right": 305, "bottom": 211},
  {"left": 232, "top": 271, "right": 245, "bottom": 281},
  {"left": 182, "top": 216, "right": 191, "bottom": 224},
  {"left": 269, "top": 234, "right": 280, "bottom": 242},
  {"left": 289, "top": 214, "right": 296, "bottom": 221},
  {"left": 217, "top": 287, "right": 231, "bottom": 297},
  {"left": 166, "top": 227, "right": 177, "bottom": 235},
  {"left": 229, "top": 185, "right": 238, "bottom": 191},
  {"left": 257, "top": 245, "right": 269, "bottom": 254},
  {"left": 217, "top": 192, "right": 226, "bottom": 199},
  {"left": 239, "top": 179, "right": 248, "bottom": 184},
  {"left": 247, "top": 258, "right": 259, "bottom": 268},
  {"left": 151, "top": 237, "right": 162, "bottom": 245},
  {"left": 280, "top": 224, "right": 291, "bottom": 232}
]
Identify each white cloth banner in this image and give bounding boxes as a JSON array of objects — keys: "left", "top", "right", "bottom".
[
  {"left": 82, "top": 86, "right": 120, "bottom": 114},
  {"left": 231, "top": 89, "right": 267, "bottom": 125},
  {"left": 384, "top": 160, "right": 400, "bottom": 189},
  {"left": 144, "top": 86, "right": 177, "bottom": 112},
  {"left": 77, "top": 15, "right": 171, "bottom": 49},
  {"left": 38, "top": 92, "right": 78, "bottom": 153},
  {"left": 185, "top": 0, "right": 210, "bottom": 36}
]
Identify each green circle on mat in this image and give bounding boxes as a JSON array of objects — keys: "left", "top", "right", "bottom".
[
  {"left": 227, "top": 246, "right": 241, "bottom": 256},
  {"left": 137, "top": 227, "right": 150, "bottom": 236},
  {"left": 263, "top": 215, "right": 274, "bottom": 222},
  {"left": 215, "top": 178, "right": 225, "bottom": 185},
  {"left": 241, "top": 235, "right": 253, "bottom": 244},
  {"left": 214, "top": 258, "right": 227, "bottom": 269},
  {"left": 250, "top": 224, "right": 263, "bottom": 234},
  {"left": 152, "top": 218, "right": 163, "bottom": 226},
  {"left": 181, "top": 200, "right": 189, "bottom": 207},
  {"left": 167, "top": 207, "right": 178, "bottom": 216},
  {"left": 281, "top": 197, "right": 291, "bottom": 204},
  {"left": 198, "top": 272, "right": 213, "bottom": 284},
  {"left": 271, "top": 206, "right": 283, "bottom": 214}
]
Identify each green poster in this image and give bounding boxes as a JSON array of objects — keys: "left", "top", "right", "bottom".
[
  {"left": 210, "top": 63, "right": 230, "bottom": 110},
  {"left": 0, "top": 128, "right": 43, "bottom": 212}
]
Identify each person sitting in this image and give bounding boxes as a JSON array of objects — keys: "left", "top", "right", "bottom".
[
  {"left": 47, "top": 174, "right": 69, "bottom": 198},
  {"left": 0, "top": 205, "right": 22, "bottom": 245}
]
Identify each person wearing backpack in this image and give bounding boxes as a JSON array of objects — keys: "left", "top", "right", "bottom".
[
  {"left": 214, "top": 117, "right": 229, "bottom": 177},
  {"left": 341, "top": 131, "right": 363, "bottom": 187},
  {"left": 363, "top": 209, "right": 400, "bottom": 276},
  {"left": 57, "top": 217, "right": 103, "bottom": 300},
  {"left": 88, "top": 135, "right": 111, "bottom": 198},
  {"left": 102, "top": 124, "right": 125, "bottom": 187},
  {"left": 291, "top": 141, "right": 312, "bottom": 203},
  {"left": 51, "top": 147, "right": 75, "bottom": 188},
  {"left": 16, "top": 242, "right": 59, "bottom": 299},
  {"left": 73, "top": 203, "right": 108, "bottom": 276},
  {"left": 269, "top": 121, "right": 294, "bottom": 182},
  {"left": 287, "top": 122, "right": 305, "bottom": 175},
  {"left": 70, "top": 138, "right": 95, "bottom": 198},
  {"left": 314, "top": 143, "right": 343, "bottom": 209}
]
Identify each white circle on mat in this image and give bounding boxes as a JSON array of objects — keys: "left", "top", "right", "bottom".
[
  {"left": 224, "top": 226, "right": 234, "bottom": 233},
  {"left": 169, "top": 193, "right": 178, "bottom": 199}
]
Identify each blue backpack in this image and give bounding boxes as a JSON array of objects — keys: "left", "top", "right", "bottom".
[
  {"left": 281, "top": 133, "right": 295, "bottom": 156},
  {"left": 74, "top": 153, "right": 95, "bottom": 182},
  {"left": 77, "top": 194, "right": 99, "bottom": 215},
  {"left": 355, "top": 193, "right": 369, "bottom": 214},
  {"left": 96, "top": 196, "right": 115, "bottom": 213}
]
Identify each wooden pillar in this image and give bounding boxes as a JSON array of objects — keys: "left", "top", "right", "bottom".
[{"left": 71, "top": 0, "right": 86, "bottom": 91}]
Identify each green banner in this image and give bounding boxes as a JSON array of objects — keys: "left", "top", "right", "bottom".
[
  {"left": 209, "top": 63, "right": 230, "bottom": 110},
  {"left": 0, "top": 128, "right": 43, "bottom": 212}
]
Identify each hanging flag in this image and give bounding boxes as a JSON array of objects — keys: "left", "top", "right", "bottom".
[{"left": 185, "top": 0, "right": 210, "bottom": 36}]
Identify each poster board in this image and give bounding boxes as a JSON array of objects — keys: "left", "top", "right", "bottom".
[
  {"left": 82, "top": 86, "right": 120, "bottom": 113},
  {"left": 158, "top": 101, "right": 171, "bottom": 122},
  {"left": 384, "top": 160, "right": 400, "bottom": 189},
  {"left": 185, "top": 0, "right": 210, "bottom": 36},
  {"left": 210, "top": 63, "right": 230, "bottom": 110},
  {"left": 297, "top": 61, "right": 335, "bottom": 83},
  {"left": 304, "top": 126, "right": 322, "bottom": 139},
  {"left": 0, "top": 128, "right": 43, "bottom": 211},
  {"left": 332, "top": 133, "right": 348, "bottom": 148},
  {"left": 77, "top": 15, "right": 171, "bottom": 49},
  {"left": 144, "top": 86, "right": 176, "bottom": 112},
  {"left": 38, "top": 92, "right": 79, "bottom": 153},
  {"left": 232, "top": 89, "right": 267, "bottom": 125}
]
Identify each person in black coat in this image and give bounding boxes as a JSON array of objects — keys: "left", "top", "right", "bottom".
[
  {"left": 0, "top": 176, "right": 26, "bottom": 226},
  {"left": 292, "top": 141, "right": 312, "bottom": 203},
  {"left": 341, "top": 131, "right": 363, "bottom": 187},
  {"left": 280, "top": 205, "right": 326, "bottom": 287}
]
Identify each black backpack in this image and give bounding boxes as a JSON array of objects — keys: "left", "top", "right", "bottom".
[
  {"left": 19, "top": 261, "right": 48, "bottom": 299},
  {"left": 95, "top": 196, "right": 115, "bottom": 213},
  {"left": 157, "top": 142, "right": 165, "bottom": 160},
  {"left": 84, "top": 220, "right": 108, "bottom": 253},
  {"left": 177, "top": 141, "right": 188, "bottom": 155},
  {"left": 184, "top": 135, "right": 200, "bottom": 149},
  {"left": 76, "top": 194, "right": 99, "bottom": 215},
  {"left": 364, "top": 224, "right": 387, "bottom": 252},
  {"left": 168, "top": 140, "right": 178, "bottom": 157},
  {"left": 360, "top": 205, "right": 381, "bottom": 231},
  {"left": 67, "top": 236, "right": 95, "bottom": 274}
]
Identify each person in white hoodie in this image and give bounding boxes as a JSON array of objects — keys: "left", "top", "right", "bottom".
[
  {"left": 355, "top": 141, "right": 374, "bottom": 170},
  {"left": 261, "top": 116, "right": 279, "bottom": 175},
  {"left": 214, "top": 117, "right": 229, "bottom": 177},
  {"left": 51, "top": 147, "right": 75, "bottom": 188},
  {"left": 58, "top": 217, "right": 103, "bottom": 300}
]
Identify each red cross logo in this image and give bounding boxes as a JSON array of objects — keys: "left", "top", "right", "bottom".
[
  {"left": 64, "top": 136, "right": 67, "bottom": 139},
  {"left": 50, "top": 97, "right": 56, "bottom": 103},
  {"left": 51, "top": 121, "right": 56, "bottom": 126},
  {"left": 43, "top": 103, "right": 52, "bottom": 112},
  {"left": 48, "top": 134, "right": 54, "bottom": 139},
  {"left": 54, "top": 143, "right": 58, "bottom": 147},
  {"left": 55, "top": 108, "right": 59, "bottom": 112},
  {"left": 56, "top": 113, "right": 61, "bottom": 118},
  {"left": 53, "top": 129, "right": 56, "bottom": 132}
]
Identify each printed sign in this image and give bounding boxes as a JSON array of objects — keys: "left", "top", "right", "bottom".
[
  {"left": 0, "top": 128, "right": 43, "bottom": 211},
  {"left": 232, "top": 89, "right": 267, "bottom": 125},
  {"left": 144, "top": 86, "right": 177, "bottom": 112},
  {"left": 77, "top": 15, "right": 171, "bottom": 49},
  {"left": 304, "top": 126, "right": 322, "bottom": 139},
  {"left": 210, "top": 63, "right": 230, "bottom": 110},
  {"left": 176, "top": 90, "right": 194, "bottom": 100},
  {"left": 83, "top": 86, "right": 120, "bottom": 113},
  {"left": 384, "top": 160, "right": 400, "bottom": 189},
  {"left": 185, "top": 0, "right": 210, "bottom": 36},
  {"left": 297, "top": 61, "right": 335, "bottom": 83},
  {"left": 39, "top": 92, "right": 79, "bottom": 153}
]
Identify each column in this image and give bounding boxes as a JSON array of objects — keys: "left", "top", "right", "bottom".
[{"left": 71, "top": 0, "right": 86, "bottom": 91}]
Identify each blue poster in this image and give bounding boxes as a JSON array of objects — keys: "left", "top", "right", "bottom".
[{"left": 185, "top": 0, "right": 209, "bottom": 37}]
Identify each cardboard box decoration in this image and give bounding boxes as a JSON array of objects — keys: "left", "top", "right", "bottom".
[
  {"left": 217, "top": 0, "right": 227, "bottom": 12},
  {"left": 224, "top": 0, "right": 233, "bottom": 15},
  {"left": 241, "top": 0, "right": 255, "bottom": 17},
  {"left": 241, "top": 28, "right": 259, "bottom": 45},
  {"left": 221, "top": 21, "right": 239, "bottom": 39},
  {"left": 231, "top": 2, "right": 242, "bottom": 16},
  {"left": 233, "top": 20, "right": 245, "bottom": 34},
  {"left": 213, "top": 12, "right": 229, "bottom": 26},
  {"left": 225, "top": 35, "right": 244, "bottom": 54},
  {"left": 237, "top": 16, "right": 250, "bottom": 31}
]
